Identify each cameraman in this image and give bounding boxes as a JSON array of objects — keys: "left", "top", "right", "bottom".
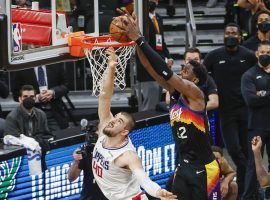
[{"left": 68, "top": 122, "right": 107, "bottom": 200}]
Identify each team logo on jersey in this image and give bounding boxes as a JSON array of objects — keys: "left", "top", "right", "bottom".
[
  {"left": 93, "top": 151, "right": 109, "bottom": 170},
  {"left": 170, "top": 106, "right": 183, "bottom": 121}
]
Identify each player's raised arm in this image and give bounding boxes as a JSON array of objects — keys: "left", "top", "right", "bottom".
[
  {"left": 98, "top": 48, "right": 117, "bottom": 130},
  {"left": 122, "top": 13, "right": 204, "bottom": 102}
]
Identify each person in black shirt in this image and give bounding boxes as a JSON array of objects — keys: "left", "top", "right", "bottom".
[
  {"left": 203, "top": 23, "right": 257, "bottom": 199},
  {"left": 241, "top": 41, "right": 270, "bottom": 200},
  {"left": 243, "top": 10, "right": 270, "bottom": 52}
]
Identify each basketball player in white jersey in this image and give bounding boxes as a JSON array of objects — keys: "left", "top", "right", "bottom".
[{"left": 92, "top": 48, "right": 177, "bottom": 200}]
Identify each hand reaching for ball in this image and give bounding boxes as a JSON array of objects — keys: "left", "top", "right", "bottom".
[{"left": 105, "top": 47, "right": 118, "bottom": 67}]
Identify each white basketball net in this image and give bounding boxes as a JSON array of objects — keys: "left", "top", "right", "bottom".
[{"left": 84, "top": 38, "right": 135, "bottom": 96}]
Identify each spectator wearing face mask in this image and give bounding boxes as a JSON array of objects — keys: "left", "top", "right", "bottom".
[
  {"left": 243, "top": 10, "right": 270, "bottom": 52},
  {"left": 203, "top": 23, "right": 257, "bottom": 199},
  {"left": 4, "top": 85, "right": 50, "bottom": 138},
  {"left": 241, "top": 40, "right": 270, "bottom": 200}
]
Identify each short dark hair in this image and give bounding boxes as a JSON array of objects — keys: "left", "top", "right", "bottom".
[
  {"left": 19, "top": 85, "right": 36, "bottom": 96},
  {"left": 224, "top": 22, "right": 241, "bottom": 35},
  {"left": 121, "top": 112, "right": 136, "bottom": 132},
  {"left": 183, "top": 47, "right": 202, "bottom": 60},
  {"left": 189, "top": 60, "right": 208, "bottom": 87},
  {"left": 258, "top": 40, "right": 270, "bottom": 49},
  {"left": 255, "top": 10, "right": 270, "bottom": 24},
  {"left": 211, "top": 145, "right": 223, "bottom": 156}
]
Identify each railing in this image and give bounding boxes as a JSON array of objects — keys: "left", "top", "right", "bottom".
[{"left": 185, "top": 0, "right": 197, "bottom": 49}]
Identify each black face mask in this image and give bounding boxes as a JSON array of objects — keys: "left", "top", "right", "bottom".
[
  {"left": 149, "top": 1, "right": 157, "bottom": 12},
  {"left": 224, "top": 36, "right": 239, "bottom": 48},
  {"left": 22, "top": 97, "right": 35, "bottom": 110},
  {"left": 259, "top": 54, "right": 270, "bottom": 68},
  {"left": 258, "top": 22, "right": 270, "bottom": 34}
]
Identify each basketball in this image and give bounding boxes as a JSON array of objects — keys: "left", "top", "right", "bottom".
[{"left": 109, "top": 17, "right": 131, "bottom": 43}]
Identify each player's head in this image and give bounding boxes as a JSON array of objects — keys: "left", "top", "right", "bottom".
[
  {"left": 103, "top": 112, "right": 135, "bottom": 138},
  {"left": 180, "top": 60, "right": 208, "bottom": 86},
  {"left": 183, "top": 47, "right": 202, "bottom": 64},
  {"left": 211, "top": 146, "right": 224, "bottom": 163},
  {"left": 224, "top": 23, "right": 241, "bottom": 48}
]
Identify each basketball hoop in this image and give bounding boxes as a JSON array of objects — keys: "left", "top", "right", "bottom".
[{"left": 68, "top": 32, "right": 136, "bottom": 96}]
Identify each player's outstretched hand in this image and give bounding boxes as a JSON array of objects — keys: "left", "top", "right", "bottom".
[
  {"left": 105, "top": 47, "right": 118, "bottom": 67},
  {"left": 157, "top": 189, "right": 178, "bottom": 200},
  {"left": 116, "top": 8, "right": 142, "bottom": 42},
  {"left": 252, "top": 136, "right": 262, "bottom": 153}
]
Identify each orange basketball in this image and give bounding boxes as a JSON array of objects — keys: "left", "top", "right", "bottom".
[{"left": 109, "top": 17, "right": 131, "bottom": 43}]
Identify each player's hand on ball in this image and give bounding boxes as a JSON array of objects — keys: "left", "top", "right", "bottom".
[
  {"left": 157, "top": 189, "right": 178, "bottom": 200},
  {"left": 117, "top": 8, "right": 142, "bottom": 42}
]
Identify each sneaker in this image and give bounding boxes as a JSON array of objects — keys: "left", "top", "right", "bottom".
[{"left": 206, "top": 0, "right": 217, "bottom": 8}]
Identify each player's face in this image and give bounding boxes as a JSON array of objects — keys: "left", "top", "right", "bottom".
[
  {"left": 103, "top": 113, "right": 129, "bottom": 137},
  {"left": 179, "top": 63, "right": 197, "bottom": 82},
  {"left": 184, "top": 52, "right": 201, "bottom": 64}
]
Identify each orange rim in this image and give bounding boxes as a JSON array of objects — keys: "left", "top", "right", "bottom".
[{"left": 81, "top": 35, "right": 136, "bottom": 49}]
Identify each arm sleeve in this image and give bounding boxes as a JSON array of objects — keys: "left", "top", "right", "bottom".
[
  {"left": 241, "top": 72, "right": 270, "bottom": 107},
  {"left": 133, "top": 168, "right": 161, "bottom": 198},
  {"left": 136, "top": 37, "right": 173, "bottom": 80}
]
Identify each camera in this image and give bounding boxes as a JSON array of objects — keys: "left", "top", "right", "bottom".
[{"left": 84, "top": 121, "right": 99, "bottom": 144}]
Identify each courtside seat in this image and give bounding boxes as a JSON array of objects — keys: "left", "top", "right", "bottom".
[{"left": 12, "top": 8, "right": 52, "bottom": 46}]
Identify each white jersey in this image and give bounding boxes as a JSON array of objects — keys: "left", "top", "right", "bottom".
[{"left": 92, "top": 135, "right": 147, "bottom": 200}]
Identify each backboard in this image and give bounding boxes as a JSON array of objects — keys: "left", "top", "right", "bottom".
[{"left": 0, "top": 0, "right": 143, "bottom": 71}]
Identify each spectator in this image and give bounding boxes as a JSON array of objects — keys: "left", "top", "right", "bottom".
[
  {"left": 136, "top": 0, "right": 173, "bottom": 111},
  {"left": 0, "top": 71, "right": 9, "bottom": 138},
  {"left": 5, "top": 85, "right": 52, "bottom": 172},
  {"left": 212, "top": 146, "right": 238, "bottom": 200},
  {"left": 12, "top": 63, "right": 70, "bottom": 132},
  {"left": 4, "top": 84, "right": 50, "bottom": 138},
  {"left": 241, "top": 40, "right": 270, "bottom": 200},
  {"left": 243, "top": 10, "right": 270, "bottom": 52},
  {"left": 203, "top": 22, "right": 257, "bottom": 199},
  {"left": 68, "top": 121, "right": 107, "bottom": 200}
]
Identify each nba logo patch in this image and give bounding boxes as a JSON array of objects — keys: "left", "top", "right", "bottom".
[{"left": 12, "top": 23, "right": 22, "bottom": 52}]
